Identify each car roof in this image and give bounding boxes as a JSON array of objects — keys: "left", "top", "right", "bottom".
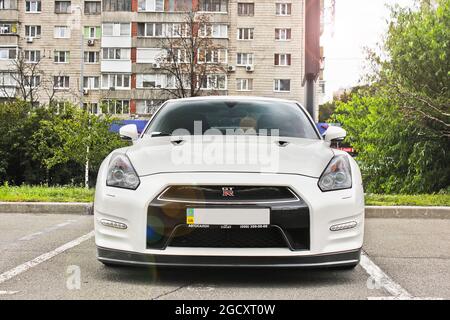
[{"left": 165, "top": 96, "right": 302, "bottom": 105}]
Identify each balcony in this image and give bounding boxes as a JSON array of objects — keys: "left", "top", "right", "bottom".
[
  {"left": 101, "top": 60, "right": 132, "bottom": 73},
  {"left": 0, "top": 34, "right": 19, "bottom": 46},
  {"left": 0, "top": 59, "right": 15, "bottom": 71},
  {"left": 0, "top": 9, "right": 19, "bottom": 21},
  {"left": 102, "top": 36, "right": 132, "bottom": 48},
  {"left": 0, "top": 86, "right": 16, "bottom": 98}
]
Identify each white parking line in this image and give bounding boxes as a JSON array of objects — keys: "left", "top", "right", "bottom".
[
  {"left": 0, "top": 290, "right": 19, "bottom": 295},
  {"left": 361, "top": 250, "right": 443, "bottom": 300},
  {"left": 18, "top": 220, "right": 77, "bottom": 241},
  {"left": 0, "top": 231, "right": 94, "bottom": 285},
  {"left": 360, "top": 251, "right": 413, "bottom": 298}
]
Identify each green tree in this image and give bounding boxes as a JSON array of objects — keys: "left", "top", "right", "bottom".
[
  {"left": 319, "top": 101, "right": 336, "bottom": 123},
  {"left": 331, "top": 0, "right": 450, "bottom": 194},
  {"left": 32, "top": 106, "right": 126, "bottom": 188},
  {"left": 332, "top": 93, "right": 450, "bottom": 194},
  {"left": 0, "top": 101, "right": 57, "bottom": 185},
  {"left": 374, "top": 0, "right": 450, "bottom": 138}
]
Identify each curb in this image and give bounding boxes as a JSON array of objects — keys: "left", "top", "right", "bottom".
[
  {"left": 0, "top": 202, "right": 448, "bottom": 219},
  {"left": 0, "top": 202, "right": 93, "bottom": 215},
  {"left": 365, "top": 206, "right": 450, "bottom": 219}
]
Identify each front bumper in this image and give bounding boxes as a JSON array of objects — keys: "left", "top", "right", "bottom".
[
  {"left": 94, "top": 171, "right": 365, "bottom": 262},
  {"left": 97, "top": 247, "right": 362, "bottom": 268}
]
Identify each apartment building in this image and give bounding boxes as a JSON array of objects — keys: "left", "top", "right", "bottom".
[{"left": 0, "top": 0, "right": 324, "bottom": 120}]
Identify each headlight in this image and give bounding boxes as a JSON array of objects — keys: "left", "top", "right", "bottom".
[
  {"left": 106, "top": 153, "right": 140, "bottom": 190},
  {"left": 318, "top": 155, "right": 352, "bottom": 192}
]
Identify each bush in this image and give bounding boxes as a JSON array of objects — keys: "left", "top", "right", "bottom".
[
  {"left": 332, "top": 93, "right": 450, "bottom": 194},
  {"left": 0, "top": 101, "right": 126, "bottom": 187}
]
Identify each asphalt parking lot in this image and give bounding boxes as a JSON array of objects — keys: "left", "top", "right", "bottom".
[{"left": 0, "top": 213, "right": 449, "bottom": 300}]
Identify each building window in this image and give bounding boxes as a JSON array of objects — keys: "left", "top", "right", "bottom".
[
  {"left": 25, "top": 25, "right": 41, "bottom": 38},
  {"left": 166, "top": 48, "right": 188, "bottom": 64},
  {"left": 167, "top": 0, "right": 191, "bottom": 11},
  {"left": 55, "top": 1, "right": 71, "bottom": 13},
  {"left": 0, "top": 47, "right": 16, "bottom": 60},
  {"left": 237, "top": 28, "right": 254, "bottom": 40},
  {"left": 84, "top": 26, "right": 101, "bottom": 39},
  {"left": 101, "top": 74, "right": 131, "bottom": 89},
  {"left": 200, "top": 0, "right": 227, "bottom": 12},
  {"left": 102, "top": 100, "right": 130, "bottom": 114},
  {"left": 274, "top": 79, "right": 290, "bottom": 92},
  {"left": 274, "top": 53, "right": 291, "bottom": 66},
  {"left": 83, "top": 76, "right": 99, "bottom": 89},
  {"left": 0, "top": 23, "right": 17, "bottom": 34},
  {"left": 138, "top": 0, "right": 164, "bottom": 12},
  {"left": 84, "top": 1, "right": 101, "bottom": 14},
  {"left": 54, "top": 51, "right": 70, "bottom": 63},
  {"left": 275, "top": 28, "right": 291, "bottom": 41},
  {"left": 136, "top": 48, "right": 165, "bottom": 63},
  {"left": 26, "top": 75, "right": 41, "bottom": 87},
  {"left": 198, "top": 49, "right": 227, "bottom": 64},
  {"left": 136, "top": 74, "right": 169, "bottom": 88},
  {"left": 276, "top": 3, "right": 291, "bottom": 16},
  {"left": 102, "top": 48, "right": 131, "bottom": 60},
  {"left": 236, "top": 78, "right": 253, "bottom": 91},
  {"left": 200, "top": 74, "right": 227, "bottom": 90},
  {"left": 54, "top": 26, "right": 71, "bottom": 38},
  {"left": 136, "top": 100, "right": 163, "bottom": 114},
  {"left": 54, "top": 76, "right": 70, "bottom": 89},
  {"left": 137, "top": 23, "right": 165, "bottom": 37},
  {"left": 199, "top": 24, "right": 228, "bottom": 38},
  {"left": 84, "top": 51, "right": 100, "bottom": 63},
  {"left": 166, "top": 23, "right": 190, "bottom": 37},
  {"left": 236, "top": 53, "right": 254, "bottom": 66},
  {"left": 25, "top": 0, "right": 41, "bottom": 12},
  {"left": 0, "top": 72, "right": 16, "bottom": 86},
  {"left": 237, "top": 2, "right": 254, "bottom": 16},
  {"left": 103, "top": 0, "right": 131, "bottom": 12},
  {"left": 83, "top": 102, "right": 99, "bottom": 114},
  {"left": 25, "top": 50, "right": 41, "bottom": 63},
  {"left": 102, "top": 23, "right": 130, "bottom": 36},
  {"left": 0, "top": 0, "right": 18, "bottom": 10}
]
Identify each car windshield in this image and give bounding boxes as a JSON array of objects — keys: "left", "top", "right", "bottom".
[{"left": 145, "top": 100, "right": 319, "bottom": 139}]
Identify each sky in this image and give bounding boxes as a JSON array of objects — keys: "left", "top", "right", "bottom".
[{"left": 321, "top": 0, "right": 416, "bottom": 101}]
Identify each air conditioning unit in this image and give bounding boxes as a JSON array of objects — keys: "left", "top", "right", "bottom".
[
  {"left": 245, "top": 65, "right": 254, "bottom": 72},
  {"left": 227, "top": 65, "right": 236, "bottom": 72},
  {"left": 83, "top": 89, "right": 89, "bottom": 96},
  {"left": 26, "top": 37, "right": 34, "bottom": 43},
  {"left": 152, "top": 63, "right": 161, "bottom": 69},
  {"left": 87, "top": 39, "right": 95, "bottom": 46}
]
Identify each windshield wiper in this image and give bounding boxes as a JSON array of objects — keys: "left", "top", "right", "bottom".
[{"left": 150, "top": 132, "right": 172, "bottom": 137}]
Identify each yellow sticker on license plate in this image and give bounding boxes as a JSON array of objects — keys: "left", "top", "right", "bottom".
[{"left": 186, "top": 208, "right": 195, "bottom": 224}]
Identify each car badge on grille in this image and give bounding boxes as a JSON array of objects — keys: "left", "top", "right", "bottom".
[{"left": 222, "top": 187, "right": 234, "bottom": 197}]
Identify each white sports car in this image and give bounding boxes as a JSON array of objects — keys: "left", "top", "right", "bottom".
[{"left": 94, "top": 97, "right": 364, "bottom": 269}]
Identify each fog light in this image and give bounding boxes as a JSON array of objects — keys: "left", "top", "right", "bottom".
[
  {"left": 330, "top": 221, "right": 357, "bottom": 232},
  {"left": 100, "top": 219, "right": 127, "bottom": 230}
]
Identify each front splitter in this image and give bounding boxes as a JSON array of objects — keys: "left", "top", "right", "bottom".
[{"left": 97, "top": 247, "right": 361, "bottom": 268}]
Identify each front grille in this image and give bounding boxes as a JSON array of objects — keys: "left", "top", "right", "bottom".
[
  {"left": 168, "top": 226, "right": 289, "bottom": 249},
  {"left": 159, "top": 186, "right": 300, "bottom": 203}
]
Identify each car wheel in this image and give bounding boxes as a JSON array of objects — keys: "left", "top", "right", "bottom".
[{"left": 101, "top": 261, "right": 122, "bottom": 268}]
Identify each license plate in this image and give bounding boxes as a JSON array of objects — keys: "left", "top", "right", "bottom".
[{"left": 186, "top": 208, "right": 270, "bottom": 226}]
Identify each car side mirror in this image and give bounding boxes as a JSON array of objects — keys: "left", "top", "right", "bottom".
[
  {"left": 119, "top": 124, "right": 139, "bottom": 141},
  {"left": 324, "top": 126, "right": 347, "bottom": 143}
]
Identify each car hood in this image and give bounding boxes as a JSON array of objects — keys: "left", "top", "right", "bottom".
[{"left": 125, "top": 136, "right": 334, "bottom": 178}]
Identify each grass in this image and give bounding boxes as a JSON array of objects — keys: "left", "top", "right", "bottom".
[
  {"left": 0, "top": 185, "right": 94, "bottom": 203},
  {"left": 0, "top": 185, "right": 449, "bottom": 206},
  {"left": 365, "top": 193, "right": 450, "bottom": 207}
]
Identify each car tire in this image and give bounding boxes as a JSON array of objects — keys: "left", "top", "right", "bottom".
[{"left": 100, "top": 261, "right": 122, "bottom": 268}]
